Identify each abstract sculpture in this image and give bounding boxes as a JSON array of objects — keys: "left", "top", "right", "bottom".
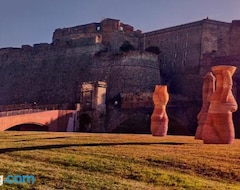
[
  {"left": 195, "top": 72, "right": 215, "bottom": 139},
  {"left": 151, "top": 85, "right": 169, "bottom": 136},
  {"left": 202, "top": 65, "right": 238, "bottom": 144}
]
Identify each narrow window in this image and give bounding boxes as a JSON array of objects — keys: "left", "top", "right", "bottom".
[
  {"left": 183, "top": 60, "right": 186, "bottom": 67},
  {"left": 175, "top": 34, "right": 178, "bottom": 41},
  {"left": 147, "top": 40, "right": 150, "bottom": 45},
  {"left": 95, "top": 35, "right": 101, "bottom": 43},
  {"left": 96, "top": 26, "right": 101, "bottom": 31},
  {"left": 173, "top": 61, "right": 176, "bottom": 71},
  {"left": 184, "top": 51, "right": 187, "bottom": 58}
]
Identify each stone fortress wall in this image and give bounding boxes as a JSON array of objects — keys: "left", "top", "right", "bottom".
[
  {"left": 0, "top": 18, "right": 159, "bottom": 133},
  {"left": 52, "top": 18, "right": 141, "bottom": 52},
  {"left": 0, "top": 18, "right": 240, "bottom": 135},
  {"left": 90, "top": 51, "right": 160, "bottom": 98},
  {"left": 140, "top": 19, "right": 240, "bottom": 136}
]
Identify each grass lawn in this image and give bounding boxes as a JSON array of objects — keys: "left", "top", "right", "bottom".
[{"left": 0, "top": 132, "right": 239, "bottom": 190}]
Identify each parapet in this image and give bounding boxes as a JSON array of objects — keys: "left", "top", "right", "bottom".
[
  {"left": 120, "top": 92, "right": 153, "bottom": 109},
  {"left": 33, "top": 43, "right": 51, "bottom": 51},
  {"left": 21, "top": 45, "right": 33, "bottom": 51},
  {"left": 0, "top": 47, "right": 21, "bottom": 54},
  {"left": 231, "top": 20, "right": 240, "bottom": 27},
  {"left": 52, "top": 18, "right": 142, "bottom": 46}
]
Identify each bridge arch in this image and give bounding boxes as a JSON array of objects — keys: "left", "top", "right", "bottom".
[
  {"left": 79, "top": 113, "right": 92, "bottom": 132},
  {"left": 112, "top": 112, "right": 151, "bottom": 134},
  {"left": 0, "top": 110, "right": 75, "bottom": 131},
  {"left": 7, "top": 123, "right": 48, "bottom": 131}
]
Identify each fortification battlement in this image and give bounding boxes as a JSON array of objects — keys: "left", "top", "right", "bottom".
[
  {"left": 0, "top": 43, "right": 53, "bottom": 57},
  {"left": 144, "top": 19, "right": 230, "bottom": 37},
  {"left": 0, "top": 43, "right": 52, "bottom": 51},
  {"left": 52, "top": 18, "right": 142, "bottom": 44},
  {"left": 0, "top": 18, "right": 142, "bottom": 57},
  {"left": 1, "top": 18, "right": 240, "bottom": 60},
  {"left": 231, "top": 20, "right": 240, "bottom": 27}
]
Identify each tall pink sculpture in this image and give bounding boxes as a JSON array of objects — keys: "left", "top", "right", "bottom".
[
  {"left": 202, "top": 65, "right": 238, "bottom": 144},
  {"left": 151, "top": 85, "right": 169, "bottom": 136},
  {"left": 195, "top": 72, "right": 215, "bottom": 139}
]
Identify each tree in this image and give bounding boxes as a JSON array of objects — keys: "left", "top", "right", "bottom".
[
  {"left": 145, "top": 46, "right": 161, "bottom": 55},
  {"left": 119, "top": 41, "right": 135, "bottom": 52}
]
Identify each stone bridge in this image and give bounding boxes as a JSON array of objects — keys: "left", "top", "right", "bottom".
[{"left": 0, "top": 104, "right": 77, "bottom": 131}]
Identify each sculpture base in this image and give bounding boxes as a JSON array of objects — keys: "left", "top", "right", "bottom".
[
  {"left": 202, "top": 113, "right": 235, "bottom": 144},
  {"left": 151, "top": 113, "right": 168, "bottom": 137}
]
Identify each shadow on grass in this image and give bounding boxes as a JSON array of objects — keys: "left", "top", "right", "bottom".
[
  {"left": 11, "top": 133, "right": 50, "bottom": 136},
  {"left": 0, "top": 142, "right": 185, "bottom": 154},
  {"left": 13, "top": 136, "right": 72, "bottom": 142}
]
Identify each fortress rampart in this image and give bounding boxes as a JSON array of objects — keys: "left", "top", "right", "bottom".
[
  {"left": 91, "top": 51, "right": 160, "bottom": 98},
  {"left": 52, "top": 18, "right": 141, "bottom": 52},
  {"left": 1, "top": 18, "right": 240, "bottom": 135}
]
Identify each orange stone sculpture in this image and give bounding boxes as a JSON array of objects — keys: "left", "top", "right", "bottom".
[
  {"left": 195, "top": 72, "right": 215, "bottom": 139},
  {"left": 202, "top": 65, "right": 238, "bottom": 144},
  {"left": 151, "top": 85, "right": 169, "bottom": 136}
]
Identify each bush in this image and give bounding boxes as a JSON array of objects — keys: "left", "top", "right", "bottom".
[
  {"left": 120, "top": 41, "right": 135, "bottom": 52},
  {"left": 145, "top": 46, "right": 161, "bottom": 54}
]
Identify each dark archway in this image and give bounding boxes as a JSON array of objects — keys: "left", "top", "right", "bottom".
[
  {"left": 79, "top": 113, "right": 92, "bottom": 132},
  {"left": 168, "top": 117, "right": 189, "bottom": 135},
  {"left": 6, "top": 123, "right": 48, "bottom": 131},
  {"left": 112, "top": 112, "right": 151, "bottom": 134}
]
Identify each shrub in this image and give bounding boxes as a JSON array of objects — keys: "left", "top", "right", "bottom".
[
  {"left": 145, "top": 46, "right": 161, "bottom": 54},
  {"left": 120, "top": 41, "right": 135, "bottom": 52}
]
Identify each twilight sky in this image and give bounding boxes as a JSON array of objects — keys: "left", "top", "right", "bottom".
[{"left": 0, "top": 0, "right": 239, "bottom": 48}]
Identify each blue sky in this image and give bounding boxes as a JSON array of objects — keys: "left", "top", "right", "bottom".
[{"left": 0, "top": 0, "right": 240, "bottom": 48}]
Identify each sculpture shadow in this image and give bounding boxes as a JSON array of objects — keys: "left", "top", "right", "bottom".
[{"left": 0, "top": 142, "right": 185, "bottom": 154}]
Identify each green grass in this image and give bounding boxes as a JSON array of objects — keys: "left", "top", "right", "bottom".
[{"left": 0, "top": 132, "right": 239, "bottom": 189}]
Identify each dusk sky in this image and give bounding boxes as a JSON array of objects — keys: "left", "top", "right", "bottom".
[{"left": 0, "top": 0, "right": 240, "bottom": 48}]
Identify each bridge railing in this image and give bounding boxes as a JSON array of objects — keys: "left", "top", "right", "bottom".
[{"left": 0, "top": 103, "right": 75, "bottom": 117}]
